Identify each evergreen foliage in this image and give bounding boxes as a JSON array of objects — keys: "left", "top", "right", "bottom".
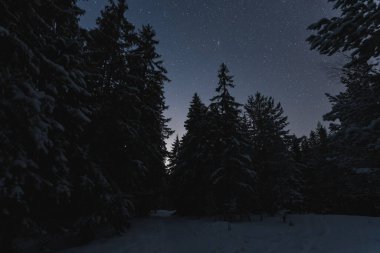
[
  {"left": 170, "top": 93, "right": 213, "bottom": 215},
  {"left": 167, "top": 135, "right": 180, "bottom": 175},
  {"left": 0, "top": 0, "right": 171, "bottom": 250},
  {"left": 244, "top": 93, "right": 302, "bottom": 214},
  {"left": 209, "top": 64, "right": 255, "bottom": 217},
  {"left": 0, "top": 0, "right": 95, "bottom": 249},
  {"left": 307, "top": 0, "right": 380, "bottom": 66},
  {"left": 308, "top": 0, "right": 380, "bottom": 215},
  {"left": 1, "top": 0, "right": 380, "bottom": 251}
]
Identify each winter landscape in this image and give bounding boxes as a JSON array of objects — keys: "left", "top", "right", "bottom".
[
  {"left": 1, "top": 0, "right": 380, "bottom": 252},
  {"left": 61, "top": 210, "right": 380, "bottom": 253}
]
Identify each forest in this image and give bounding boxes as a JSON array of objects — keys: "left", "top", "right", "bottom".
[{"left": 0, "top": 0, "right": 379, "bottom": 252}]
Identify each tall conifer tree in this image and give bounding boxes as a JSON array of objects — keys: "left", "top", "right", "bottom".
[
  {"left": 244, "top": 92, "right": 302, "bottom": 213},
  {"left": 170, "top": 93, "right": 213, "bottom": 215},
  {"left": 131, "top": 25, "right": 172, "bottom": 214},
  {"left": 209, "top": 64, "right": 255, "bottom": 217},
  {"left": 0, "top": 0, "right": 96, "bottom": 249}
]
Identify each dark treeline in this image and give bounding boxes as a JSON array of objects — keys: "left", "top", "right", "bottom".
[
  {"left": 168, "top": 0, "right": 380, "bottom": 217},
  {"left": 0, "top": 0, "right": 171, "bottom": 251},
  {"left": 0, "top": 0, "right": 379, "bottom": 252}
]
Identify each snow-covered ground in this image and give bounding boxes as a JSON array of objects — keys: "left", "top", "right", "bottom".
[{"left": 61, "top": 210, "right": 380, "bottom": 253}]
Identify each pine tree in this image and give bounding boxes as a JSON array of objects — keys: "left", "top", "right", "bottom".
[
  {"left": 324, "top": 62, "right": 380, "bottom": 169},
  {"left": 209, "top": 64, "right": 255, "bottom": 217},
  {"left": 308, "top": 0, "right": 380, "bottom": 169},
  {"left": 170, "top": 93, "right": 212, "bottom": 215},
  {"left": 289, "top": 135, "right": 303, "bottom": 164},
  {"left": 0, "top": 0, "right": 172, "bottom": 249},
  {"left": 84, "top": 0, "right": 144, "bottom": 227},
  {"left": 323, "top": 62, "right": 380, "bottom": 214},
  {"left": 307, "top": 0, "right": 380, "bottom": 66},
  {"left": 184, "top": 93, "right": 209, "bottom": 133},
  {"left": 131, "top": 25, "right": 172, "bottom": 215},
  {"left": 244, "top": 92, "right": 302, "bottom": 214},
  {"left": 300, "top": 124, "right": 338, "bottom": 213},
  {"left": 0, "top": 0, "right": 96, "bottom": 249},
  {"left": 167, "top": 135, "right": 180, "bottom": 175},
  {"left": 85, "top": 1, "right": 171, "bottom": 217},
  {"left": 308, "top": 0, "right": 380, "bottom": 215}
]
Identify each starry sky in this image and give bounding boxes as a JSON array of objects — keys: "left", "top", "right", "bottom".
[{"left": 78, "top": 0, "right": 343, "bottom": 146}]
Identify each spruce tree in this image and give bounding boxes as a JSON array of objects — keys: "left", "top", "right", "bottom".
[
  {"left": 131, "top": 25, "right": 172, "bottom": 215},
  {"left": 244, "top": 92, "right": 302, "bottom": 214},
  {"left": 289, "top": 135, "right": 303, "bottom": 164},
  {"left": 86, "top": 1, "right": 171, "bottom": 217},
  {"left": 307, "top": 0, "right": 380, "bottom": 66},
  {"left": 324, "top": 63, "right": 380, "bottom": 214},
  {"left": 308, "top": 1, "right": 380, "bottom": 214},
  {"left": 324, "top": 62, "right": 380, "bottom": 169},
  {"left": 300, "top": 124, "right": 337, "bottom": 213},
  {"left": 308, "top": 0, "right": 380, "bottom": 170},
  {"left": 209, "top": 64, "right": 255, "bottom": 217},
  {"left": 170, "top": 93, "right": 212, "bottom": 215},
  {"left": 0, "top": 0, "right": 172, "bottom": 249},
  {"left": 84, "top": 0, "right": 143, "bottom": 225},
  {"left": 167, "top": 136, "right": 181, "bottom": 175},
  {"left": 0, "top": 0, "right": 96, "bottom": 249}
]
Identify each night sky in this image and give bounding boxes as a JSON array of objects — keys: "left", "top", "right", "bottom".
[{"left": 78, "top": 0, "right": 343, "bottom": 146}]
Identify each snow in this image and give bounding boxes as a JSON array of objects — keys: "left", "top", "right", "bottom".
[
  {"left": 367, "top": 56, "right": 380, "bottom": 72},
  {"left": 0, "top": 25, "right": 10, "bottom": 36},
  {"left": 11, "top": 185, "right": 24, "bottom": 201},
  {"left": 352, "top": 168, "right": 379, "bottom": 174},
  {"left": 61, "top": 211, "right": 380, "bottom": 253}
]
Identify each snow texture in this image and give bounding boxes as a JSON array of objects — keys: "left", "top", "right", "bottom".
[
  {"left": 61, "top": 210, "right": 380, "bottom": 253},
  {"left": 352, "top": 167, "right": 379, "bottom": 174}
]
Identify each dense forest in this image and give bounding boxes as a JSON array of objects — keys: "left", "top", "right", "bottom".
[{"left": 0, "top": 0, "right": 379, "bottom": 252}]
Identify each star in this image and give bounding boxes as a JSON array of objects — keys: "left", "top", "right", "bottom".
[{"left": 78, "top": 0, "right": 342, "bottom": 142}]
